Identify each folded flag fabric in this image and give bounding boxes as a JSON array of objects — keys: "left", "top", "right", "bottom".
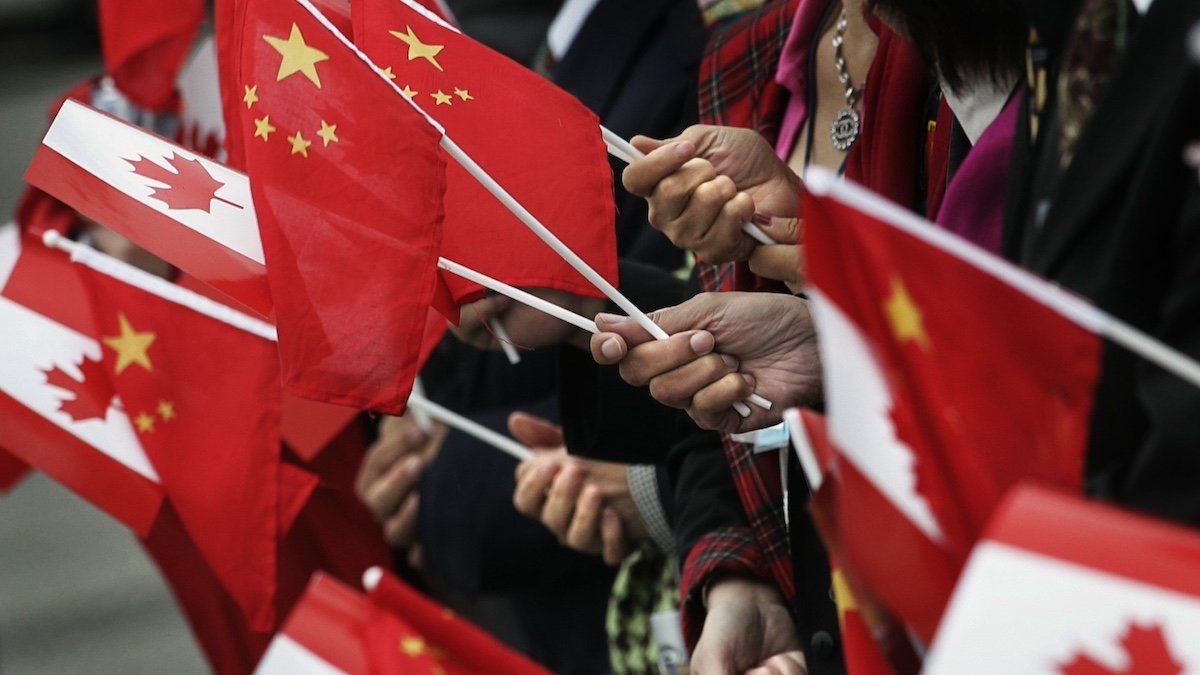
[
  {"left": 256, "top": 572, "right": 547, "bottom": 674},
  {"left": 352, "top": 0, "right": 618, "bottom": 307},
  {"left": 76, "top": 244, "right": 284, "bottom": 631},
  {"left": 925, "top": 485, "right": 1200, "bottom": 674},
  {"left": 98, "top": 0, "right": 206, "bottom": 110},
  {"left": 802, "top": 170, "right": 1104, "bottom": 642},
  {"left": 0, "top": 449, "right": 29, "bottom": 493},
  {"left": 0, "top": 225, "right": 163, "bottom": 534},
  {"left": 25, "top": 98, "right": 272, "bottom": 319},
  {"left": 231, "top": 0, "right": 447, "bottom": 415}
]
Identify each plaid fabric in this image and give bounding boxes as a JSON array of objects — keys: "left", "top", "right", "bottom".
[
  {"left": 680, "top": 527, "right": 778, "bottom": 646},
  {"left": 681, "top": 0, "right": 803, "bottom": 650}
]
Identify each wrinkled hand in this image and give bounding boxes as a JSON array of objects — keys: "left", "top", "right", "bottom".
[
  {"left": 747, "top": 217, "right": 805, "bottom": 292},
  {"left": 692, "top": 578, "right": 807, "bottom": 675},
  {"left": 622, "top": 125, "right": 801, "bottom": 264},
  {"left": 509, "top": 412, "right": 646, "bottom": 565},
  {"left": 452, "top": 291, "right": 605, "bottom": 352},
  {"left": 354, "top": 414, "right": 447, "bottom": 565},
  {"left": 591, "top": 292, "right": 821, "bottom": 433}
]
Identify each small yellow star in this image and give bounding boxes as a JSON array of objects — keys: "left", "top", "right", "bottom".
[
  {"left": 431, "top": 90, "right": 452, "bottom": 106},
  {"left": 103, "top": 313, "right": 156, "bottom": 374},
  {"left": 157, "top": 400, "right": 176, "bottom": 422},
  {"left": 253, "top": 115, "right": 276, "bottom": 141},
  {"left": 453, "top": 87, "right": 472, "bottom": 101},
  {"left": 135, "top": 412, "right": 156, "bottom": 433},
  {"left": 263, "top": 23, "right": 330, "bottom": 88},
  {"left": 288, "top": 131, "right": 312, "bottom": 157},
  {"left": 381, "top": 66, "right": 397, "bottom": 80},
  {"left": 401, "top": 84, "right": 418, "bottom": 98},
  {"left": 399, "top": 636, "right": 426, "bottom": 657},
  {"left": 243, "top": 84, "right": 259, "bottom": 108},
  {"left": 389, "top": 26, "right": 445, "bottom": 71},
  {"left": 883, "top": 277, "right": 930, "bottom": 349},
  {"left": 316, "top": 120, "right": 339, "bottom": 146}
]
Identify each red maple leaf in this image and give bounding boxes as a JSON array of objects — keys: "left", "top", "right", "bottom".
[
  {"left": 1060, "top": 623, "right": 1185, "bottom": 675},
  {"left": 42, "top": 355, "right": 116, "bottom": 423},
  {"left": 128, "top": 153, "right": 241, "bottom": 213}
]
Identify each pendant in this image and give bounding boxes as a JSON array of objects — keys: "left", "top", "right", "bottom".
[{"left": 831, "top": 107, "right": 861, "bottom": 152}]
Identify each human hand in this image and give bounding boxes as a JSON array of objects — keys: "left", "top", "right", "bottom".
[
  {"left": 590, "top": 292, "right": 821, "bottom": 433},
  {"left": 691, "top": 577, "right": 807, "bottom": 675},
  {"left": 622, "top": 125, "right": 801, "bottom": 264},
  {"left": 747, "top": 216, "right": 805, "bottom": 292},
  {"left": 509, "top": 412, "right": 647, "bottom": 565},
  {"left": 354, "top": 414, "right": 447, "bottom": 563},
  {"left": 451, "top": 291, "right": 605, "bottom": 352}
]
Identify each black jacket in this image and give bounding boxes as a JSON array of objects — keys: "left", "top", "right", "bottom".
[{"left": 1006, "top": 0, "right": 1200, "bottom": 524}]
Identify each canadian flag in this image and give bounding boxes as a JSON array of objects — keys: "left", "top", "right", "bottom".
[
  {"left": 0, "top": 223, "right": 163, "bottom": 534},
  {"left": 801, "top": 168, "right": 1104, "bottom": 643},
  {"left": 925, "top": 486, "right": 1200, "bottom": 674},
  {"left": 177, "top": 36, "right": 227, "bottom": 161},
  {"left": 24, "top": 98, "right": 271, "bottom": 319}
]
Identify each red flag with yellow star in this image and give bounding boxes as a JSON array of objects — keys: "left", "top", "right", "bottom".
[
  {"left": 351, "top": 0, "right": 618, "bottom": 307},
  {"left": 229, "top": 0, "right": 446, "bottom": 415},
  {"left": 81, "top": 263, "right": 284, "bottom": 632},
  {"left": 802, "top": 173, "right": 1102, "bottom": 643}
]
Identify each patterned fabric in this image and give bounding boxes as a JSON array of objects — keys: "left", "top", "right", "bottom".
[
  {"left": 697, "top": 0, "right": 769, "bottom": 28},
  {"left": 683, "top": 2, "right": 801, "bottom": 649},
  {"left": 628, "top": 465, "right": 676, "bottom": 555},
  {"left": 1056, "top": 0, "right": 1130, "bottom": 167},
  {"left": 607, "top": 545, "right": 681, "bottom": 675}
]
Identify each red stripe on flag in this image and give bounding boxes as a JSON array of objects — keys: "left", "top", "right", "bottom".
[
  {"left": 0, "top": 390, "right": 162, "bottom": 535},
  {"left": 987, "top": 486, "right": 1200, "bottom": 603},
  {"left": 24, "top": 145, "right": 274, "bottom": 320}
]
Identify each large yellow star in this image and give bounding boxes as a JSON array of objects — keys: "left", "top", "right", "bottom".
[
  {"left": 243, "top": 84, "right": 259, "bottom": 108},
  {"left": 399, "top": 636, "right": 426, "bottom": 657},
  {"left": 253, "top": 115, "right": 276, "bottom": 141},
  {"left": 317, "top": 120, "right": 339, "bottom": 146},
  {"left": 135, "top": 412, "right": 156, "bottom": 433},
  {"left": 263, "top": 23, "right": 330, "bottom": 88},
  {"left": 103, "top": 313, "right": 156, "bottom": 374},
  {"left": 883, "top": 277, "right": 930, "bottom": 350},
  {"left": 389, "top": 26, "right": 445, "bottom": 71},
  {"left": 157, "top": 400, "right": 176, "bottom": 422},
  {"left": 288, "top": 131, "right": 312, "bottom": 157},
  {"left": 431, "top": 90, "right": 452, "bottom": 106}
]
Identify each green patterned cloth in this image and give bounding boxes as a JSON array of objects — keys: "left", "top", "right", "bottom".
[{"left": 606, "top": 545, "right": 682, "bottom": 674}]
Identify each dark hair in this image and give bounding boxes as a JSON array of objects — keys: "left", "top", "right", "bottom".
[{"left": 869, "top": 0, "right": 1027, "bottom": 95}]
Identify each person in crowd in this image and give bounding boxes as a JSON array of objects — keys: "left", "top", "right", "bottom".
[{"left": 355, "top": 0, "right": 706, "bottom": 671}]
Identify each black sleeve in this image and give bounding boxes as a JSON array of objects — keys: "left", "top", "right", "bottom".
[
  {"left": 665, "top": 428, "right": 748, "bottom": 561},
  {"left": 559, "top": 259, "right": 694, "bottom": 465}
]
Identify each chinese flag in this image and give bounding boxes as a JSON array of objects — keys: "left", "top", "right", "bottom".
[
  {"left": 352, "top": 0, "right": 618, "bottom": 307},
  {"left": 81, "top": 265, "right": 283, "bottom": 631},
  {"left": 232, "top": 0, "right": 446, "bottom": 415},
  {"left": 99, "top": 0, "right": 206, "bottom": 110},
  {"left": 802, "top": 174, "right": 1103, "bottom": 643},
  {"left": 926, "top": 486, "right": 1200, "bottom": 674}
]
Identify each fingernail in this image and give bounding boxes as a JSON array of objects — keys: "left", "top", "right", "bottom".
[
  {"left": 603, "top": 509, "right": 620, "bottom": 526},
  {"left": 689, "top": 331, "right": 715, "bottom": 355},
  {"left": 674, "top": 141, "right": 695, "bottom": 159},
  {"left": 752, "top": 212, "right": 772, "bottom": 226},
  {"left": 720, "top": 353, "right": 738, "bottom": 369},
  {"left": 741, "top": 373, "right": 756, "bottom": 389},
  {"left": 595, "top": 313, "right": 623, "bottom": 328},
  {"left": 600, "top": 337, "right": 624, "bottom": 360}
]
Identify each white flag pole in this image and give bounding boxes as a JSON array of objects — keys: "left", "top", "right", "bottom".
[
  {"left": 42, "top": 231, "right": 277, "bottom": 341},
  {"left": 407, "top": 394, "right": 533, "bottom": 462},
  {"left": 600, "top": 126, "right": 776, "bottom": 246},
  {"left": 439, "top": 257, "right": 598, "bottom": 333},
  {"left": 489, "top": 319, "right": 522, "bottom": 365},
  {"left": 804, "top": 167, "right": 1200, "bottom": 392}
]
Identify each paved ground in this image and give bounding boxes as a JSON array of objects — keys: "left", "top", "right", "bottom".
[{"left": 0, "top": 25, "right": 208, "bottom": 674}]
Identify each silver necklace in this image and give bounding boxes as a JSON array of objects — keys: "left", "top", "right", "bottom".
[{"left": 830, "top": 9, "right": 864, "bottom": 152}]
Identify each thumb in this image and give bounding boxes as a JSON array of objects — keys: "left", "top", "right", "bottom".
[
  {"left": 753, "top": 215, "right": 802, "bottom": 245},
  {"left": 630, "top": 134, "right": 669, "bottom": 155},
  {"left": 507, "top": 411, "right": 565, "bottom": 449}
]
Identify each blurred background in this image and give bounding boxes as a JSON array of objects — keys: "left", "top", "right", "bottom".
[{"left": 0, "top": 1, "right": 560, "bottom": 672}]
